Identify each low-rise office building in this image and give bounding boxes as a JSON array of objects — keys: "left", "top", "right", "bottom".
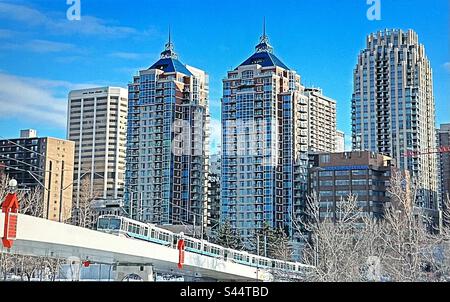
[{"left": 309, "top": 151, "right": 395, "bottom": 220}]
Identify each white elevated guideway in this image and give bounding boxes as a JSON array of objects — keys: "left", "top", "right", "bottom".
[{"left": 0, "top": 214, "right": 273, "bottom": 281}]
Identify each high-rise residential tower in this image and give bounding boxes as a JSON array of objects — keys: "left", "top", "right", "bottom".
[
  {"left": 336, "top": 130, "right": 345, "bottom": 152},
  {"left": 221, "top": 26, "right": 308, "bottom": 246},
  {"left": 351, "top": 29, "right": 439, "bottom": 217},
  {"left": 304, "top": 87, "right": 337, "bottom": 152},
  {"left": 68, "top": 87, "right": 128, "bottom": 207},
  {"left": 125, "top": 36, "right": 210, "bottom": 226}
]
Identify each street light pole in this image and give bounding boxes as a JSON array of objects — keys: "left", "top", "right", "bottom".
[
  {"left": 264, "top": 234, "right": 267, "bottom": 258},
  {"left": 130, "top": 191, "right": 133, "bottom": 220},
  {"left": 257, "top": 234, "right": 260, "bottom": 256},
  {"left": 193, "top": 215, "right": 196, "bottom": 238}
]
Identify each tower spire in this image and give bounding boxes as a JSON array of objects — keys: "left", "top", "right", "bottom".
[
  {"left": 168, "top": 25, "right": 171, "bottom": 45},
  {"left": 161, "top": 26, "right": 178, "bottom": 59},
  {"left": 256, "top": 17, "right": 273, "bottom": 53},
  {"left": 263, "top": 17, "right": 266, "bottom": 39}
]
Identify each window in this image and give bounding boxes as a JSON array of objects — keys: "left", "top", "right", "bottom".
[
  {"left": 109, "top": 219, "right": 121, "bottom": 230},
  {"left": 353, "top": 190, "right": 368, "bottom": 197},
  {"left": 335, "top": 171, "right": 350, "bottom": 176},
  {"left": 319, "top": 191, "right": 334, "bottom": 197},
  {"left": 336, "top": 191, "right": 350, "bottom": 196},
  {"left": 352, "top": 179, "right": 367, "bottom": 186},
  {"left": 336, "top": 180, "right": 350, "bottom": 186},
  {"left": 320, "top": 171, "right": 333, "bottom": 177},
  {"left": 320, "top": 154, "right": 331, "bottom": 164},
  {"left": 352, "top": 170, "right": 367, "bottom": 176},
  {"left": 320, "top": 180, "right": 333, "bottom": 187},
  {"left": 242, "top": 70, "right": 254, "bottom": 79},
  {"left": 97, "top": 218, "right": 109, "bottom": 230}
]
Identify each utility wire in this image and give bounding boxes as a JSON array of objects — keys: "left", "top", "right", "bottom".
[
  {"left": 0, "top": 154, "right": 46, "bottom": 172},
  {"left": 0, "top": 135, "right": 74, "bottom": 168}
]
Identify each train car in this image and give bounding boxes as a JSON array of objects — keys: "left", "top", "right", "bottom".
[
  {"left": 97, "top": 215, "right": 173, "bottom": 246},
  {"left": 97, "top": 215, "right": 313, "bottom": 275},
  {"left": 250, "top": 255, "right": 272, "bottom": 269},
  {"left": 228, "top": 250, "right": 252, "bottom": 266}
]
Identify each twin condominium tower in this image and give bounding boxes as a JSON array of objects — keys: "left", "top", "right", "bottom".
[
  {"left": 125, "top": 36, "right": 210, "bottom": 225},
  {"left": 67, "top": 27, "right": 439, "bottom": 245}
]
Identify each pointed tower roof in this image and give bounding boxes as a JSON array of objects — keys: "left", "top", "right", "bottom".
[
  {"left": 148, "top": 28, "right": 193, "bottom": 76},
  {"left": 237, "top": 19, "right": 289, "bottom": 70},
  {"left": 255, "top": 17, "right": 273, "bottom": 53}
]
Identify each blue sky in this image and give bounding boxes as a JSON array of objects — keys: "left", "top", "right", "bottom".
[{"left": 0, "top": 0, "right": 449, "bottom": 152}]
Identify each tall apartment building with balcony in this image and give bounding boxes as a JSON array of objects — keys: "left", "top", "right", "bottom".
[
  {"left": 125, "top": 36, "right": 210, "bottom": 226},
  {"left": 304, "top": 87, "right": 337, "bottom": 152},
  {"left": 336, "top": 130, "right": 345, "bottom": 152},
  {"left": 0, "top": 130, "right": 75, "bottom": 222},
  {"left": 351, "top": 29, "right": 439, "bottom": 218},
  {"left": 221, "top": 27, "right": 309, "bottom": 245},
  {"left": 68, "top": 87, "right": 128, "bottom": 207}
]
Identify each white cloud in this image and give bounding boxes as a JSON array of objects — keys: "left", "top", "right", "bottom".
[
  {"left": 0, "top": 39, "right": 75, "bottom": 53},
  {"left": 0, "top": 72, "right": 98, "bottom": 128},
  {"left": 210, "top": 118, "right": 222, "bottom": 153},
  {"left": 0, "top": 29, "right": 15, "bottom": 38},
  {"left": 110, "top": 52, "right": 148, "bottom": 60},
  {"left": 115, "top": 66, "right": 148, "bottom": 75},
  {"left": 54, "top": 56, "right": 84, "bottom": 64},
  {"left": 0, "top": 2, "right": 47, "bottom": 26},
  {"left": 28, "top": 39, "right": 74, "bottom": 53},
  {"left": 52, "top": 16, "right": 138, "bottom": 38},
  {"left": 444, "top": 62, "right": 450, "bottom": 73},
  {"left": 0, "top": 2, "right": 148, "bottom": 38}
]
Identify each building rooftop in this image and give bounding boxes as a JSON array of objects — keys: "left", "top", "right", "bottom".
[
  {"left": 148, "top": 30, "right": 193, "bottom": 76},
  {"left": 149, "top": 57, "right": 193, "bottom": 76},
  {"left": 439, "top": 124, "right": 450, "bottom": 132},
  {"left": 237, "top": 21, "right": 289, "bottom": 70},
  {"left": 238, "top": 51, "right": 289, "bottom": 70}
]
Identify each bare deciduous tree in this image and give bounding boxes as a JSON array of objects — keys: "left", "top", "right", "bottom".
[
  {"left": 72, "top": 176, "right": 99, "bottom": 229},
  {"left": 0, "top": 172, "right": 45, "bottom": 218},
  {"left": 296, "top": 170, "right": 449, "bottom": 282},
  {"left": 297, "top": 194, "right": 373, "bottom": 282},
  {"left": 0, "top": 252, "right": 65, "bottom": 281},
  {"left": 18, "top": 187, "right": 44, "bottom": 218},
  {"left": 271, "top": 228, "right": 293, "bottom": 262},
  {"left": 0, "top": 172, "right": 9, "bottom": 202},
  {"left": 0, "top": 252, "right": 16, "bottom": 280},
  {"left": 376, "top": 170, "right": 439, "bottom": 281}
]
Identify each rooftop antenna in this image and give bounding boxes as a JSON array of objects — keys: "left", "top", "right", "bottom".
[
  {"left": 161, "top": 25, "right": 178, "bottom": 59},
  {"left": 263, "top": 16, "right": 266, "bottom": 39},
  {"left": 256, "top": 17, "right": 273, "bottom": 53},
  {"left": 168, "top": 25, "right": 171, "bottom": 46}
]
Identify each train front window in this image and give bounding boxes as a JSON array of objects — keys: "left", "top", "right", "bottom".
[
  {"left": 98, "top": 218, "right": 110, "bottom": 230},
  {"left": 109, "top": 219, "right": 121, "bottom": 230}
]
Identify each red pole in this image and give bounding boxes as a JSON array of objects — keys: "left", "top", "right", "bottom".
[
  {"left": 177, "top": 239, "right": 185, "bottom": 269},
  {"left": 2, "top": 193, "right": 19, "bottom": 249}
]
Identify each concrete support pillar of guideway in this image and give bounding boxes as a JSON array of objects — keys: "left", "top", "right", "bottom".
[
  {"left": 67, "top": 257, "right": 81, "bottom": 281},
  {"left": 115, "top": 264, "right": 155, "bottom": 282}
]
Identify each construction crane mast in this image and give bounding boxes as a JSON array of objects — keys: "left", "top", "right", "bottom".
[{"left": 405, "top": 146, "right": 450, "bottom": 157}]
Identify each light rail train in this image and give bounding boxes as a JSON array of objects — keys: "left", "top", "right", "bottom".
[{"left": 97, "top": 215, "right": 314, "bottom": 274}]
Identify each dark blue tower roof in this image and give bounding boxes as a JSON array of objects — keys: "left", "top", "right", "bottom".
[
  {"left": 149, "top": 57, "right": 193, "bottom": 76},
  {"left": 238, "top": 51, "right": 289, "bottom": 70},
  {"left": 237, "top": 20, "right": 289, "bottom": 70},
  {"left": 148, "top": 30, "right": 193, "bottom": 76}
]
